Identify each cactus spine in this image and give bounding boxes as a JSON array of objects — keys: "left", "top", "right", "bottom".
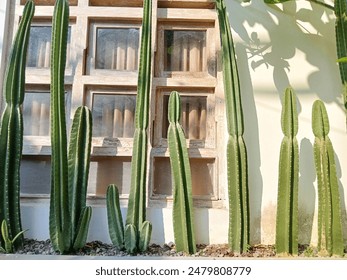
[
  {"left": 312, "top": 100, "right": 344, "bottom": 256},
  {"left": 49, "top": 0, "right": 92, "bottom": 253},
  {"left": 275, "top": 88, "right": 299, "bottom": 255},
  {"left": 216, "top": 0, "right": 249, "bottom": 253},
  {"left": 107, "top": 0, "right": 152, "bottom": 254},
  {"left": 0, "top": 0, "right": 34, "bottom": 250},
  {"left": 167, "top": 91, "right": 196, "bottom": 254}
]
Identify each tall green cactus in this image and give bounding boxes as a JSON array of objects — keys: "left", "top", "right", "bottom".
[
  {"left": 216, "top": 0, "right": 249, "bottom": 253},
  {"left": 312, "top": 100, "right": 344, "bottom": 256},
  {"left": 335, "top": 0, "right": 347, "bottom": 111},
  {"left": 49, "top": 0, "right": 92, "bottom": 254},
  {"left": 275, "top": 87, "right": 299, "bottom": 255},
  {"left": 0, "top": 0, "right": 34, "bottom": 250},
  {"left": 167, "top": 91, "right": 196, "bottom": 254},
  {"left": 106, "top": 0, "right": 152, "bottom": 254}
]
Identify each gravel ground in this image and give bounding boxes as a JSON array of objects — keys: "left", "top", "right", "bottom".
[{"left": 3, "top": 238, "right": 342, "bottom": 258}]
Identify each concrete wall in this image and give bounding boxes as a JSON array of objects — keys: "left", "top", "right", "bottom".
[{"left": 1, "top": 0, "right": 347, "bottom": 246}]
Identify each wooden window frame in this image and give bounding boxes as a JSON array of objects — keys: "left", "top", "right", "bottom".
[
  {"left": 153, "top": 87, "right": 216, "bottom": 149},
  {"left": 87, "top": 21, "right": 142, "bottom": 77},
  {"left": 85, "top": 87, "right": 137, "bottom": 157},
  {"left": 155, "top": 21, "right": 216, "bottom": 78}
]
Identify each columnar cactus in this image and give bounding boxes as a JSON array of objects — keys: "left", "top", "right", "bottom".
[
  {"left": 167, "top": 91, "right": 196, "bottom": 254},
  {"left": 0, "top": 0, "right": 34, "bottom": 250},
  {"left": 275, "top": 87, "right": 299, "bottom": 255},
  {"left": 49, "top": 0, "right": 92, "bottom": 253},
  {"left": 107, "top": 0, "right": 152, "bottom": 254},
  {"left": 335, "top": 0, "right": 347, "bottom": 111},
  {"left": 216, "top": 0, "right": 249, "bottom": 253},
  {"left": 312, "top": 100, "right": 344, "bottom": 256}
]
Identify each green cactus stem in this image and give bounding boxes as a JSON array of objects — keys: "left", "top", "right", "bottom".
[
  {"left": 275, "top": 87, "right": 299, "bottom": 255},
  {"left": 124, "top": 0, "right": 152, "bottom": 253},
  {"left": 335, "top": 0, "right": 347, "bottom": 111},
  {"left": 0, "top": 0, "right": 34, "bottom": 250},
  {"left": 106, "top": 184, "right": 124, "bottom": 249},
  {"left": 312, "top": 100, "right": 344, "bottom": 256},
  {"left": 49, "top": 0, "right": 92, "bottom": 254},
  {"left": 167, "top": 91, "right": 196, "bottom": 254},
  {"left": 216, "top": 0, "right": 249, "bottom": 253}
]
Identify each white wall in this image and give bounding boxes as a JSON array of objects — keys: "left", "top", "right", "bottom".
[
  {"left": 227, "top": 0, "right": 347, "bottom": 245},
  {"left": 2, "top": 0, "right": 347, "bottom": 246}
]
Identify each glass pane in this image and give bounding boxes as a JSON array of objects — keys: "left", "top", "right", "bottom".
[
  {"left": 88, "top": 156, "right": 131, "bottom": 196},
  {"left": 96, "top": 28, "right": 140, "bottom": 70},
  {"left": 27, "top": 26, "right": 71, "bottom": 68},
  {"left": 92, "top": 94, "right": 136, "bottom": 138},
  {"left": 162, "top": 95, "right": 207, "bottom": 140},
  {"left": 164, "top": 30, "right": 206, "bottom": 72},
  {"left": 153, "top": 157, "right": 214, "bottom": 196},
  {"left": 20, "top": 156, "right": 51, "bottom": 195},
  {"left": 23, "top": 92, "right": 50, "bottom": 136}
]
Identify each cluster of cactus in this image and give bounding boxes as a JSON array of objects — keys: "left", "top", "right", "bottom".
[
  {"left": 312, "top": 100, "right": 344, "bottom": 256},
  {"left": 216, "top": 0, "right": 250, "bottom": 253},
  {"left": 0, "top": 0, "right": 34, "bottom": 250},
  {"left": 275, "top": 87, "right": 299, "bottom": 255},
  {"left": 106, "top": 0, "right": 152, "bottom": 254},
  {"left": 49, "top": 0, "right": 92, "bottom": 254},
  {"left": 167, "top": 91, "right": 196, "bottom": 254}
]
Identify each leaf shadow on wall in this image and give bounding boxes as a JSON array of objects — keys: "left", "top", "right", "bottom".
[{"left": 231, "top": 0, "right": 343, "bottom": 110}]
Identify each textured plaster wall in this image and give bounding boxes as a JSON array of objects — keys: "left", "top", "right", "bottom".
[
  {"left": 227, "top": 0, "right": 347, "bottom": 245},
  {"left": 1, "top": 0, "right": 347, "bottom": 246}
]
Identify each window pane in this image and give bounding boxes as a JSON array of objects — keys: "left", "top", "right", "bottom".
[
  {"left": 92, "top": 94, "right": 136, "bottom": 138},
  {"left": 23, "top": 92, "right": 50, "bottom": 136},
  {"left": 20, "top": 156, "right": 51, "bottom": 195},
  {"left": 164, "top": 30, "right": 206, "bottom": 72},
  {"left": 27, "top": 26, "right": 71, "bottom": 68},
  {"left": 96, "top": 28, "right": 139, "bottom": 70},
  {"left": 162, "top": 95, "right": 207, "bottom": 140},
  {"left": 153, "top": 157, "right": 214, "bottom": 196},
  {"left": 88, "top": 156, "right": 131, "bottom": 196}
]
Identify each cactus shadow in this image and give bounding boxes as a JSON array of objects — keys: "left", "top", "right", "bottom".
[
  {"left": 234, "top": 41, "right": 263, "bottom": 245},
  {"left": 298, "top": 138, "right": 316, "bottom": 245}
]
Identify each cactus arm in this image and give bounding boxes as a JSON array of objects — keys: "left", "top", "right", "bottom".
[
  {"left": 168, "top": 92, "right": 196, "bottom": 254},
  {"left": 126, "top": 0, "right": 152, "bottom": 243},
  {"left": 139, "top": 221, "right": 152, "bottom": 252},
  {"left": 0, "top": 0, "right": 34, "bottom": 249},
  {"left": 68, "top": 106, "right": 92, "bottom": 242},
  {"left": 124, "top": 224, "right": 137, "bottom": 254},
  {"left": 216, "top": 0, "right": 249, "bottom": 253},
  {"left": 49, "top": 0, "right": 71, "bottom": 253},
  {"left": 72, "top": 206, "right": 92, "bottom": 251},
  {"left": 106, "top": 185, "right": 124, "bottom": 249}
]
